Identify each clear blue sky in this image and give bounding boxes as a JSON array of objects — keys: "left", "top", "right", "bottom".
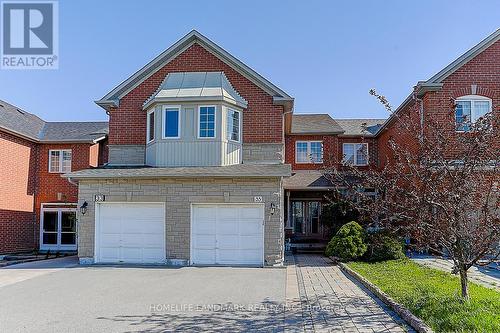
[{"left": 0, "top": 0, "right": 498, "bottom": 122}]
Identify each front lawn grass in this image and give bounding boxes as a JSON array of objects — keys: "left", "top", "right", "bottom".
[{"left": 347, "top": 259, "right": 500, "bottom": 333}]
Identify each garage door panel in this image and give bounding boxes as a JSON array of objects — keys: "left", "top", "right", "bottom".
[
  {"left": 97, "top": 203, "right": 165, "bottom": 264},
  {"left": 217, "top": 220, "right": 239, "bottom": 234},
  {"left": 193, "top": 249, "right": 216, "bottom": 264},
  {"left": 217, "top": 235, "right": 238, "bottom": 249},
  {"left": 239, "top": 221, "right": 262, "bottom": 235},
  {"left": 192, "top": 204, "right": 264, "bottom": 266},
  {"left": 193, "top": 234, "right": 216, "bottom": 248},
  {"left": 239, "top": 235, "right": 262, "bottom": 249}
]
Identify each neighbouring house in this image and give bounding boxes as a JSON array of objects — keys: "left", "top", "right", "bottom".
[
  {"left": 283, "top": 115, "right": 383, "bottom": 243},
  {"left": 0, "top": 100, "right": 108, "bottom": 254}
]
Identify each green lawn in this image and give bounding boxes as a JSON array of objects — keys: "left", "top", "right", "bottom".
[{"left": 347, "top": 259, "right": 500, "bottom": 333}]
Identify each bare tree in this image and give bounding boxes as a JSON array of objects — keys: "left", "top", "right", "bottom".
[{"left": 324, "top": 89, "right": 499, "bottom": 300}]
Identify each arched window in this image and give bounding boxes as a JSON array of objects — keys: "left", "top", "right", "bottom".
[{"left": 455, "top": 95, "right": 492, "bottom": 131}]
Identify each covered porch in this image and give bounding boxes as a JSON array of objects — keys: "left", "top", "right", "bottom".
[{"left": 283, "top": 171, "right": 335, "bottom": 252}]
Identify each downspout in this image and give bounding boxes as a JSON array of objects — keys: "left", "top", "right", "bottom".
[{"left": 414, "top": 94, "right": 424, "bottom": 143}]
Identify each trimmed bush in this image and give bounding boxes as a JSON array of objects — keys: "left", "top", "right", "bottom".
[
  {"left": 325, "top": 221, "right": 367, "bottom": 261},
  {"left": 364, "top": 232, "right": 405, "bottom": 262}
]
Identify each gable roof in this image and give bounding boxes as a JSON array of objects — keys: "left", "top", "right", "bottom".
[
  {"left": 96, "top": 30, "right": 293, "bottom": 111},
  {"left": 0, "top": 99, "right": 108, "bottom": 143},
  {"left": 375, "top": 28, "right": 500, "bottom": 136},
  {"left": 336, "top": 119, "right": 386, "bottom": 136},
  {"left": 291, "top": 114, "right": 344, "bottom": 134},
  {"left": 143, "top": 71, "right": 248, "bottom": 110}
]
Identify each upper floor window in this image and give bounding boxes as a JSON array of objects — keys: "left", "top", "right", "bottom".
[
  {"left": 226, "top": 109, "right": 240, "bottom": 142},
  {"left": 147, "top": 109, "right": 155, "bottom": 143},
  {"left": 49, "top": 149, "right": 72, "bottom": 173},
  {"left": 455, "top": 95, "right": 492, "bottom": 131},
  {"left": 163, "top": 106, "right": 180, "bottom": 139},
  {"left": 343, "top": 143, "right": 368, "bottom": 166},
  {"left": 199, "top": 106, "right": 216, "bottom": 138},
  {"left": 296, "top": 141, "right": 323, "bottom": 164}
]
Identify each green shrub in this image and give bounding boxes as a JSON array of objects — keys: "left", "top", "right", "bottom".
[
  {"left": 325, "top": 221, "right": 367, "bottom": 261},
  {"left": 364, "top": 232, "right": 405, "bottom": 262}
]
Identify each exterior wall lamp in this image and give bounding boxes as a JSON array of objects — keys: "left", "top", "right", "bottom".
[
  {"left": 270, "top": 202, "right": 276, "bottom": 215},
  {"left": 80, "top": 201, "right": 88, "bottom": 215}
]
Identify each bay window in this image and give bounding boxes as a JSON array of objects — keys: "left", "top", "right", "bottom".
[
  {"left": 199, "top": 106, "right": 216, "bottom": 138},
  {"left": 162, "top": 106, "right": 180, "bottom": 139},
  {"left": 226, "top": 109, "right": 240, "bottom": 142}
]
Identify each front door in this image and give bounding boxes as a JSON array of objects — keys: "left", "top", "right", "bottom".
[
  {"left": 40, "top": 208, "right": 77, "bottom": 251},
  {"left": 292, "top": 201, "right": 322, "bottom": 237}
]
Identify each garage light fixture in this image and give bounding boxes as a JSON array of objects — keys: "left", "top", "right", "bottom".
[
  {"left": 80, "top": 201, "right": 88, "bottom": 215},
  {"left": 270, "top": 202, "right": 276, "bottom": 215}
]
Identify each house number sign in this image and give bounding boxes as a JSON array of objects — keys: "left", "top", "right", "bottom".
[
  {"left": 94, "top": 194, "right": 105, "bottom": 202},
  {"left": 254, "top": 196, "right": 263, "bottom": 203}
]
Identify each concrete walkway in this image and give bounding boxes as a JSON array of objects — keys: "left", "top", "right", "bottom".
[
  {"left": 285, "top": 254, "right": 411, "bottom": 333},
  {"left": 411, "top": 256, "right": 500, "bottom": 291}
]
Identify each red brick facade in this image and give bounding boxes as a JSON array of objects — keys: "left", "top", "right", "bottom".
[
  {"left": 0, "top": 131, "right": 38, "bottom": 253},
  {"left": 0, "top": 131, "right": 105, "bottom": 254},
  {"left": 109, "top": 43, "right": 284, "bottom": 146}
]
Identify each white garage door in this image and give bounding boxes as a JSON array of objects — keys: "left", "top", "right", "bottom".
[
  {"left": 96, "top": 203, "right": 165, "bottom": 264},
  {"left": 191, "top": 204, "right": 264, "bottom": 266}
]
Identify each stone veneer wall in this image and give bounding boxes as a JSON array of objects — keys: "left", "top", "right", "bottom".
[
  {"left": 242, "top": 143, "right": 284, "bottom": 163},
  {"left": 108, "top": 145, "right": 145, "bottom": 165},
  {"left": 77, "top": 177, "right": 284, "bottom": 266}
]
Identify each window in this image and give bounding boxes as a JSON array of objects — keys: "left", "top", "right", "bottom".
[
  {"left": 343, "top": 143, "right": 368, "bottom": 166},
  {"left": 295, "top": 141, "right": 323, "bottom": 163},
  {"left": 226, "top": 109, "right": 240, "bottom": 142},
  {"left": 455, "top": 95, "right": 492, "bottom": 131},
  {"left": 199, "top": 106, "right": 216, "bottom": 138},
  {"left": 162, "top": 106, "right": 180, "bottom": 139},
  {"left": 48, "top": 150, "right": 72, "bottom": 173},
  {"left": 147, "top": 110, "right": 155, "bottom": 142}
]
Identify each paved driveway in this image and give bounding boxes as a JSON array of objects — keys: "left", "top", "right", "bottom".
[
  {"left": 0, "top": 258, "right": 286, "bottom": 332},
  {"left": 0, "top": 255, "right": 410, "bottom": 332}
]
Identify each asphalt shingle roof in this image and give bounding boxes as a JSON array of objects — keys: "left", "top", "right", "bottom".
[
  {"left": 334, "top": 119, "right": 386, "bottom": 136},
  {"left": 291, "top": 114, "right": 344, "bottom": 134},
  {"left": 63, "top": 164, "right": 292, "bottom": 179},
  {"left": 0, "top": 99, "right": 108, "bottom": 142}
]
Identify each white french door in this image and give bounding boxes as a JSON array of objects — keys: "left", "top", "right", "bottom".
[{"left": 40, "top": 207, "right": 77, "bottom": 251}]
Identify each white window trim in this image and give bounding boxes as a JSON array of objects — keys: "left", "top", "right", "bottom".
[
  {"left": 39, "top": 205, "right": 78, "bottom": 251},
  {"left": 295, "top": 141, "right": 323, "bottom": 164},
  {"left": 226, "top": 108, "right": 241, "bottom": 143},
  {"left": 197, "top": 105, "right": 217, "bottom": 139},
  {"left": 161, "top": 105, "right": 181, "bottom": 139},
  {"left": 455, "top": 95, "right": 492, "bottom": 132},
  {"left": 342, "top": 143, "right": 369, "bottom": 166},
  {"left": 48, "top": 149, "right": 72, "bottom": 173},
  {"left": 146, "top": 109, "right": 155, "bottom": 143}
]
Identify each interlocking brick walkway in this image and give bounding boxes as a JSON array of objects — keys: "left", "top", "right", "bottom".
[{"left": 285, "top": 254, "right": 411, "bottom": 333}]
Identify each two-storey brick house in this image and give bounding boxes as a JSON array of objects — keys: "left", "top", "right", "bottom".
[
  {"left": 64, "top": 31, "right": 293, "bottom": 267},
  {"left": 0, "top": 100, "right": 108, "bottom": 254}
]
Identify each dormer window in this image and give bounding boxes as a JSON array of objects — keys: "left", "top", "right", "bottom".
[
  {"left": 455, "top": 95, "right": 492, "bottom": 131},
  {"left": 163, "top": 106, "right": 180, "bottom": 139},
  {"left": 198, "top": 106, "right": 216, "bottom": 138}
]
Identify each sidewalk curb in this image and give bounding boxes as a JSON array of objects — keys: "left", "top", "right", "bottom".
[{"left": 336, "top": 260, "right": 434, "bottom": 333}]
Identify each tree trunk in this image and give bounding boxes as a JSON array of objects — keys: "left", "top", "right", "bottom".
[{"left": 459, "top": 268, "right": 469, "bottom": 300}]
